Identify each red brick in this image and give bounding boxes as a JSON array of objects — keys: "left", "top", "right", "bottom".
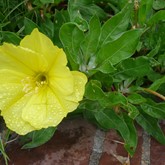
[
  {"left": 130, "top": 126, "right": 143, "bottom": 165},
  {"left": 1, "top": 119, "right": 165, "bottom": 165},
  {"left": 150, "top": 123, "right": 165, "bottom": 165},
  {"left": 0, "top": 118, "right": 96, "bottom": 165},
  {"left": 99, "top": 129, "right": 128, "bottom": 165},
  {"left": 99, "top": 126, "right": 143, "bottom": 165}
]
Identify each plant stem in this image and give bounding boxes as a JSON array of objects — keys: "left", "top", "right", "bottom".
[
  {"left": 143, "top": 88, "right": 165, "bottom": 101},
  {"left": 133, "top": 0, "right": 139, "bottom": 28}
]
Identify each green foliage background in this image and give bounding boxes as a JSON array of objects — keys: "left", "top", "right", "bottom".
[{"left": 0, "top": 0, "right": 165, "bottom": 162}]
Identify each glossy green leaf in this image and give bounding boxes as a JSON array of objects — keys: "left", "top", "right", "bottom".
[
  {"left": 93, "top": 72, "right": 113, "bottom": 88},
  {"left": 123, "top": 114, "right": 137, "bottom": 156},
  {"left": 149, "top": 76, "right": 165, "bottom": 91},
  {"left": 141, "top": 100, "right": 165, "bottom": 119},
  {"left": 82, "top": 100, "right": 104, "bottom": 126},
  {"left": 59, "top": 22, "right": 85, "bottom": 65},
  {"left": 158, "top": 54, "right": 165, "bottom": 66},
  {"left": 106, "top": 92, "right": 127, "bottom": 107},
  {"left": 24, "top": 17, "right": 39, "bottom": 34},
  {"left": 126, "top": 104, "right": 139, "bottom": 119},
  {"left": 85, "top": 80, "right": 107, "bottom": 106},
  {"left": 68, "top": 1, "right": 88, "bottom": 32},
  {"left": 146, "top": 39, "right": 160, "bottom": 57},
  {"left": 68, "top": 0, "right": 106, "bottom": 31},
  {"left": 127, "top": 93, "right": 146, "bottom": 104},
  {"left": 138, "top": 0, "right": 153, "bottom": 25},
  {"left": 99, "top": 3, "right": 132, "bottom": 46},
  {"left": 136, "top": 112, "right": 165, "bottom": 144},
  {"left": 95, "top": 109, "right": 136, "bottom": 156},
  {"left": 81, "top": 16, "right": 101, "bottom": 64},
  {"left": 40, "top": 0, "right": 54, "bottom": 4},
  {"left": 68, "top": 0, "right": 106, "bottom": 23},
  {"left": 147, "top": 10, "right": 165, "bottom": 25},
  {"left": 96, "top": 29, "right": 142, "bottom": 71},
  {"left": 1, "top": 31, "right": 21, "bottom": 45},
  {"left": 53, "top": 10, "right": 70, "bottom": 46},
  {"left": 85, "top": 80, "right": 127, "bottom": 108},
  {"left": 40, "top": 18, "right": 54, "bottom": 40},
  {"left": 114, "top": 57, "right": 151, "bottom": 80},
  {"left": 22, "top": 127, "right": 56, "bottom": 149},
  {"left": 153, "top": 0, "right": 165, "bottom": 10},
  {"left": 96, "top": 60, "right": 116, "bottom": 73},
  {"left": 95, "top": 109, "right": 129, "bottom": 134}
]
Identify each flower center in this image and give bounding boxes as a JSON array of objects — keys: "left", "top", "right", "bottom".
[
  {"left": 36, "top": 74, "right": 47, "bottom": 86},
  {"left": 22, "top": 73, "right": 48, "bottom": 95}
]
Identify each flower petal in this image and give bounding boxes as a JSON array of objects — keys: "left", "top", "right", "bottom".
[
  {"left": 70, "top": 71, "right": 87, "bottom": 101},
  {"left": 49, "top": 66, "right": 74, "bottom": 95},
  {"left": 0, "top": 69, "right": 27, "bottom": 109},
  {"left": 0, "top": 71, "right": 36, "bottom": 135},
  {"left": 20, "top": 28, "right": 64, "bottom": 66},
  {"left": 22, "top": 87, "right": 67, "bottom": 129},
  {"left": 1, "top": 94, "right": 36, "bottom": 135},
  {"left": 48, "top": 46, "right": 67, "bottom": 68},
  {"left": 0, "top": 69, "right": 26, "bottom": 84},
  {"left": 0, "top": 43, "right": 47, "bottom": 73},
  {"left": 47, "top": 46, "right": 74, "bottom": 94},
  {"left": 63, "top": 71, "right": 87, "bottom": 112},
  {"left": 0, "top": 84, "right": 23, "bottom": 111}
]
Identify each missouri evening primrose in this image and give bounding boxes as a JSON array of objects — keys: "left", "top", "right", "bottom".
[{"left": 0, "top": 28, "right": 87, "bottom": 135}]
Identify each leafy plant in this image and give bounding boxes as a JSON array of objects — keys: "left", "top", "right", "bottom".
[{"left": 0, "top": 0, "right": 165, "bottom": 163}]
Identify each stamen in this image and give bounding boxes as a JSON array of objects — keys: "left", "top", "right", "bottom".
[{"left": 22, "top": 73, "right": 48, "bottom": 95}]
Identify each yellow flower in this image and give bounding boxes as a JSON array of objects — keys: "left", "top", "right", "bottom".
[{"left": 0, "top": 28, "right": 87, "bottom": 135}]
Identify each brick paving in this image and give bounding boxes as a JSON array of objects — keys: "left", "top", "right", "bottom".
[
  {"left": 150, "top": 125, "right": 165, "bottom": 165},
  {"left": 0, "top": 118, "right": 165, "bottom": 165}
]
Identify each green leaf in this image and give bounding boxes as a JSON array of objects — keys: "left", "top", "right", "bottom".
[
  {"left": 95, "top": 109, "right": 136, "bottom": 156},
  {"left": 59, "top": 22, "right": 84, "bottom": 65},
  {"left": 95, "top": 109, "right": 129, "bottom": 135},
  {"left": 68, "top": 0, "right": 88, "bottom": 32},
  {"left": 0, "top": 138, "right": 9, "bottom": 165},
  {"left": 149, "top": 76, "right": 165, "bottom": 91},
  {"left": 85, "top": 80, "right": 107, "bottom": 106},
  {"left": 153, "top": 0, "right": 165, "bottom": 10},
  {"left": 40, "top": 0, "right": 54, "bottom": 4},
  {"left": 24, "top": 17, "right": 39, "bottom": 34},
  {"left": 82, "top": 100, "right": 104, "bottom": 126},
  {"left": 22, "top": 127, "right": 56, "bottom": 149},
  {"left": 68, "top": 0, "right": 106, "bottom": 25},
  {"left": 136, "top": 112, "right": 165, "bottom": 144},
  {"left": 1, "top": 31, "right": 21, "bottom": 45},
  {"left": 158, "top": 54, "right": 165, "bottom": 66},
  {"left": 106, "top": 92, "right": 127, "bottom": 107},
  {"left": 53, "top": 10, "right": 70, "bottom": 46},
  {"left": 96, "top": 29, "right": 142, "bottom": 71},
  {"left": 40, "top": 17, "right": 54, "bottom": 40},
  {"left": 99, "top": 3, "right": 132, "bottom": 46},
  {"left": 0, "top": 21, "right": 10, "bottom": 29},
  {"left": 114, "top": 57, "right": 151, "bottom": 80},
  {"left": 96, "top": 61, "right": 116, "bottom": 74},
  {"left": 123, "top": 114, "right": 137, "bottom": 156},
  {"left": 85, "top": 80, "right": 127, "bottom": 108},
  {"left": 81, "top": 15, "right": 101, "bottom": 64},
  {"left": 147, "top": 10, "right": 165, "bottom": 25},
  {"left": 138, "top": 0, "right": 153, "bottom": 25},
  {"left": 93, "top": 72, "right": 113, "bottom": 88},
  {"left": 125, "top": 104, "right": 139, "bottom": 119},
  {"left": 146, "top": 39, "right": 160, "bottom": 57},
  {"left": 141, "top": 99, "right": 165, "bottom": 119},
  {"left": 127, "top": 93, "right": 146, "bottom": 104}
]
